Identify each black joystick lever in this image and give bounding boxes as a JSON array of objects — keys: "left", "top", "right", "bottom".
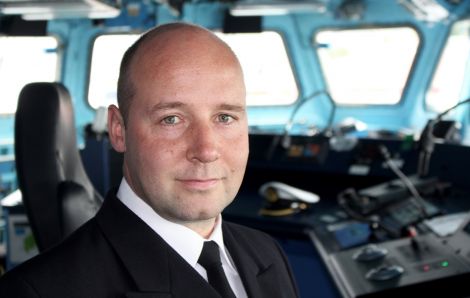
[{"left": 353, "top": 244, "right": 388, "bottom": 262}]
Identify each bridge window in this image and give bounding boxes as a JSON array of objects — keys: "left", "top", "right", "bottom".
[
  {"left": 426, "top": 19, "right": 470, "bottom": 113},
  {"left": 88, "top": 31, "right": 297, "bottom": 108},
  {"left": 0, "top": 36, "right": 58, "bottom": 114},
  {"left": 315, "top": 27, "right": 419, "bottom": 105},
  {"left": 216, "top": 31, "right": 298, "bottom": 106},
  {"left": 88, "top": 34, "right": 140, "bottom": 109}
]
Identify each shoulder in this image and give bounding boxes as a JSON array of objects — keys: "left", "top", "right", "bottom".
[
  {"left": 0, "top": 268, "right": 40, "bottom": 297},
  {"left": 223, "top": 220, "right": 271, "bottom": 239},
  {"left": 223, "top": 221, "right": 284, "bottom": 253},
  {"left": 0, "top": 218, "right": 110, "bottom": 294},
  {"left": 222, "top": 221, "right": 300, "bottom": 297},
  {"left": 5, "top": 218, "right": 99, "bottom": 268}
]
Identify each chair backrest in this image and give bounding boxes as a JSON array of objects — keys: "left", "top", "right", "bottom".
[{"left": 15, "top": 82, "right": 103, "bottom": 252}]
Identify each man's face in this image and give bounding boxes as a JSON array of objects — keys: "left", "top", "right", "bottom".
[{"left": 117, "top": 38, "right": 249, "bottom": 226}]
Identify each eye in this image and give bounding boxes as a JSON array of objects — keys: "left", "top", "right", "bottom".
[
  {"left": 218, "top": 114, "right": 234, "bottom": 124},
  {"left": 161, "top": 115, "right": 181, "bottom": 125}
]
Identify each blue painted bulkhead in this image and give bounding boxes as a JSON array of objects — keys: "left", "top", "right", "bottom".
[{"left": 1, "top": 1, "right": 470, "bottom": 297}]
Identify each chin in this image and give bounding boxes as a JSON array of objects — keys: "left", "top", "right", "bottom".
[{"left": 194, "top": 208, "right": 222, "bottom": 219}]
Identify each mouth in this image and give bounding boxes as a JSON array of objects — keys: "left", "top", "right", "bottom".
[{"left": 176, "top": 178, "right": 221, "bottom": 190}]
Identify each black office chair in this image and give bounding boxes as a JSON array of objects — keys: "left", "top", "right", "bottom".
[{"left": 15, "top": 82, "right": 103, "bottom": 252}]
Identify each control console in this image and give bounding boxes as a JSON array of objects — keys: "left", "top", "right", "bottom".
[{"left": 329, "top": 233, "right": 470, "bottom": 297}]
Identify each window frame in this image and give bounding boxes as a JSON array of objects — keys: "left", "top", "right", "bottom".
[
  {"left": 87, "top": 32, "right": 141, "bottom": 110},
  {"left": 215, "top": 30, "right": 300, "bottom": 107},
  {"left": 87, "top": 30, "right": 300, "bottom": 110},
  {"left": 425, "top": 19, "right": 470, "bottom": 114},
  {"left": 0, "top": 35, "right": 60, "bottom": 115},
  {"left": 313, "top": 25, "right": 422, "bottom": 107}
]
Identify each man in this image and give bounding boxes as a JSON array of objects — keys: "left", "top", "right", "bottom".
[{"left": 0, "top": 23, "right": 299, "bottom": 297}]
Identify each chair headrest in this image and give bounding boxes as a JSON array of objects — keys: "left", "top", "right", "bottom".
[{"left": 15, "top": 82, "right": 98, "bottom": 250}]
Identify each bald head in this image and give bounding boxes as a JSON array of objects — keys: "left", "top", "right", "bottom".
[{"left": 117, "top": 22, "right": 243, "bottom": 123}]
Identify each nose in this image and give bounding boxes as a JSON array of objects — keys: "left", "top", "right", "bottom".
[{"left": 186, "top": 122, "right": 220, "bottom": 163}]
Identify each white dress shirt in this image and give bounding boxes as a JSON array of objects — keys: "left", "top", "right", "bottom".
[{"left": 117, "top": 178, "right": 248, "bottom": 298}]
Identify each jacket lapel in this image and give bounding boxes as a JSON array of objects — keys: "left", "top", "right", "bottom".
[
  {"left": 125, "top": 293, "right": 172, "bottom": 298},
  {"left": 95, "top": 192, "right": 220, "bottom": 298},
  {"left": 223, "top": 223, "right": 282, "bottom": 298}
]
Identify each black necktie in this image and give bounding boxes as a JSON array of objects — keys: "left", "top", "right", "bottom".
[{"left": 198, "top": 241, "right": 237, "bottom": 298}]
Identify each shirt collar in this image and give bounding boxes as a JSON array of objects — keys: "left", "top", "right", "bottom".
[{"left": 116, "top": 178, "right": 229, "bottom": 269}]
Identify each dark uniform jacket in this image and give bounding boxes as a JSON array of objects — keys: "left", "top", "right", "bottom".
[{"left": 0, "top": 191, "right": 299, "bottom": 298}]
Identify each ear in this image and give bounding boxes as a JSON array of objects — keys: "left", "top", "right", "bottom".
[{"left": 108, "top": 105, "right": 126, "bottom": 153}]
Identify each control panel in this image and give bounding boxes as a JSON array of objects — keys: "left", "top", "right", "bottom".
[{"left": 328, "top": 233, "right": 470, "bottom": 297}]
